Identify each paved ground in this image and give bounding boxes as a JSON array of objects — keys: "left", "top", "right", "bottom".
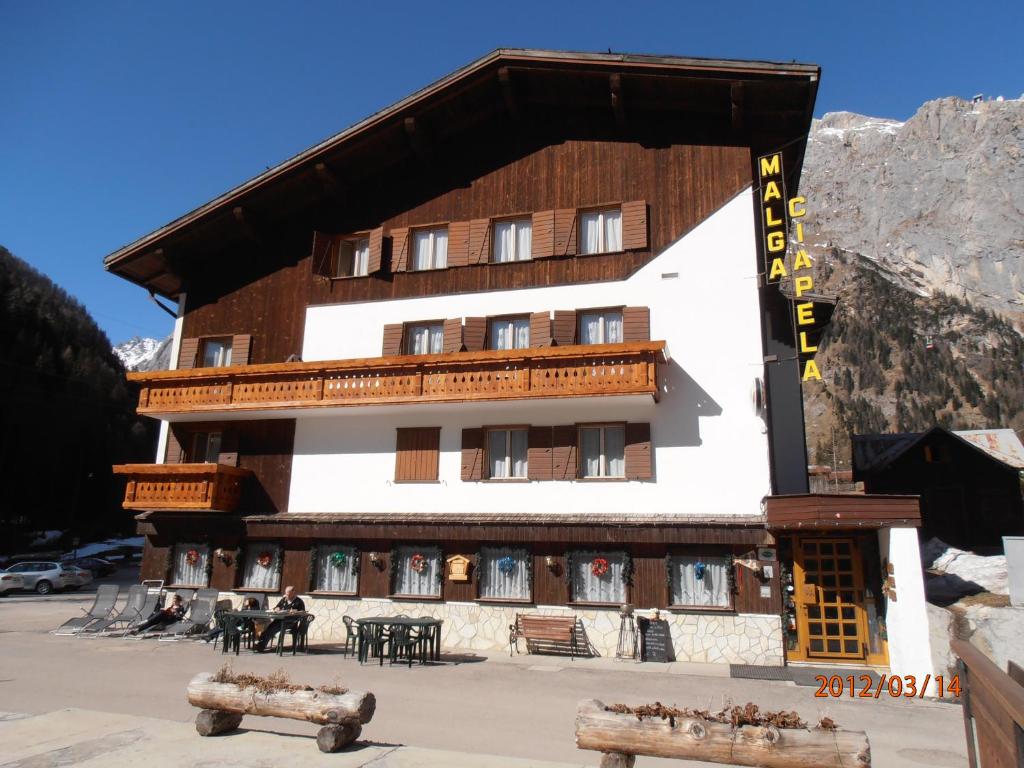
[{"left": 0, "top": 576, "right": 970, "bottom": 767}]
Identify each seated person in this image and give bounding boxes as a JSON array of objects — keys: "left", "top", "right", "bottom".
[
  {"left": 131, "top": 593, "right": 186, "bottom": 634},
  {"left": 253, "top": 586, "right": 305, "bottom": 652}
]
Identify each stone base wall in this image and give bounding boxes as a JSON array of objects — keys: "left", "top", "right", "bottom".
[{"left": 219, "top": 593, "right": 784, "bottom": 666}]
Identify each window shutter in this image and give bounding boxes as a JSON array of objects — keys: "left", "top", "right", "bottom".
[
  {"left": 468, "top": 219, "right": 491, "bottom": 265},
  {"left": 622, "top": 307, "right": 650, "bottom": 342},
  {"left": 529, "top": 312, "right": 553, "bottom": 348},
  {"left": 367, "top": 227, "right": 384, "bottom": 274},
  {"left": 382, "top": 324, "right": 404, "bottom": 357},
  {"left": 447, "top": 221, "right": 471, "bottom": 268},
  {"left": 217, "top": 430, "right": 239, "bottom": 467},
  {"left": 311, "top": 231, "right": 336, "bottom": 277},
  {"left": 390, "top": 228, "right": 410, "bottom": 272},
  {"left": 177, "top": 338, "right": 199, "bottom": 370},
  {"left": 395, "top": 427, "right": 441, "bottom": 482},
  {"left": 165, "top": 429, "right": 183, "bottom": 464},
  {"left": 625, "top": 423, "right": 653, "bottom": 480},
  {"left": 621, "top": 200, "right": 648, "bottom": 250},
  {"left": 552, "top": 311, "right": 576, "bottom": 346},
  {"left": 527, "top": 426, "right": 553, "bottom": 481},
  {"left": 463, "top": 317, "right": 487, "bottom": 352},
  {"left": 532, "top": 210, "right": 555, "bottom": 258},
  {"left": 553, "top": 209, "right": 577, "bottom": 256},
  {"left": 552, "top": 425, "right": 578, "bottom": 480},
  {"left": 231, "top": 334, "right": 252, "bottom": 365},
  {"left": 461, "top": 428, "right": 485, "bottom": 481},
  {"left": 443, "top": 318, "right": 464, "bottom": 353}
]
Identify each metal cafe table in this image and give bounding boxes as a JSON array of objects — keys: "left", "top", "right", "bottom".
[
  {"left": 223, "top": 609, "right": 312, "bottom": 655},
  {"left": 356, "top": 617, "right": 443, "bottom": 664}
]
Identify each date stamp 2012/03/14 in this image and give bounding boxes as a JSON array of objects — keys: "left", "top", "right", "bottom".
[{"left": 814, "top": 674, "right": 961, "bottom": 699}]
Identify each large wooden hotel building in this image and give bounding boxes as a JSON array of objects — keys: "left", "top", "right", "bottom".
[{"left": 106, "top": 49, "right": 933, "bottom": 678}]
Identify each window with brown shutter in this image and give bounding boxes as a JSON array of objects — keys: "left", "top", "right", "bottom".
[
  {"left": 620, "top": 200, "right": 648, "bottom": 250},
  {"left": 551, "top": 425, "right": 578, "bottom": 480},
  {"left": 468, "top": 219, "right": 491, "bottom": 265},
  {"left": 622, "top": 307, "right": 650, "bottom": 343},
  {"left": 199, "top": 337, "right": 233, "bottom": 367},
  {"left": 527, "top": 426, "right": 553, "bottom": 481},
  {"left": 442, "top": 318, "right": 463, "bottom": 353},
  {"left": 461, "top": 428, "right": 485, "bottom": 481},
  {"left": 367, "top": 227, "right": 384, "bottom": 274},
  {"left": 529, "top": 312, "right": 553, "bottom": 347},
  {"left": 462, "top": 317, "right": 487, "bottom": 352},
  {"left": 165, "top": 428, "right": 183, "bottom": 464},
  {"left": 447, "top": 221, "right": 471, "bottom": 268},
  {"left": 177, "top": 338, "right": 199, "bottom": 370},
  {"left": 552, "top": 310, "right": 576, "bottom": 346},
  {"left": 531, "top": 210, "right": 555, "bottom": 258},
  {"left": 390, "top": 228, "right": 410, "bottom": 272},
  {"left": 310, "top": 231, "right": 335, "bottom": 277},
  {"left": 232, "top": 334, "right": 252, "bottom": 365},
  {"left": 395, "top": 427, "right": 441, "bottom": 482},
  {"left": 382, "top": 324, "right": 403, "bottom": 357},
  {"left": 624, "top": 423, "right": 653, "bottom": 480},
  {"left": 553, "top": 209, "right": 577, "bottom": 256}
]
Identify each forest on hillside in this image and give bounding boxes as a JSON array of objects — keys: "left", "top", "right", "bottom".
[
  {"left": 804, "top": 249, "right": 1024, "bottom": 468},
  {"left": 0, "top": 245, "right": 156, "bottom": 553}
]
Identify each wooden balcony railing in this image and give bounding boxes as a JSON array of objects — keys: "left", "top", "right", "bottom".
[
  {"left": 128, "top": 341, "right": 666, "bottom": 416},
  {"left": 112, "top": 463, "right": 252, "bottom": 512}
]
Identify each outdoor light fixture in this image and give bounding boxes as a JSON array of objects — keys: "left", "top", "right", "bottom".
[
  {"left": 214, "top": 548, "right": 232, "bottom": 565},
  {"left": 368, "top": 552, "right": 384, "bottom": 569},
  {"left": 544, "top": 555, "right": 556, "bottom": 570}
]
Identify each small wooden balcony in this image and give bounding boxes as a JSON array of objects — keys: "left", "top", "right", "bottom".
[
  {"left": 112, "top": 463, "right": 252, "bottom": 512},
  {"left": 128, "top": 341, "right": 666, "bottom": 417}
]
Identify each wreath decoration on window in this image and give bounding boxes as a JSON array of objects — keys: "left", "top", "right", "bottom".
[
  {"left": 591, "top": 557, "right": 610, "bottom": 578},
  {"left": 257, "top": 551, "right": 274, "bottom": 569},
  {"left": 410, "top": 553, "right": 428, "bottom": 574},
  {"left": 185, "top": 548, "right": 200, "bottom": 567},
  {"left": 330, "top": 551, "right": 348, "bottom": 568},
  {"left": 497, "top": 555, "right": 517, "bottom": 576},
  {"left": 694, "top": 560, "right": 707, "bottom": 581}
]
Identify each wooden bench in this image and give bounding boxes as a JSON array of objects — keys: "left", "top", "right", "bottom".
[{"left": 509, "top": 614, "right": 581, "bottom": 659}]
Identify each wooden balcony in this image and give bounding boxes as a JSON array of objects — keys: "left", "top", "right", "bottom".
[
  {"left": 128, "top": 341, "right": 666, "bottom": 416},
  {"left": 112, "top": 463, "right": 252, "bottom": 512}
]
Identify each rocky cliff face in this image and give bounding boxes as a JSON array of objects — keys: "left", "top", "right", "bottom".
[{"left": 803, "top": 96, "right": 1024, "bottom": 327}]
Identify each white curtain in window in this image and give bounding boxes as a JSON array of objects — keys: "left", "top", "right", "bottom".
[
  {"left": 510, "top": 429, "right": 527, "bottom": 477},
  {"left": 487, "top": 429, "right": 527, "bottom": 478},
  {"left": 411, "top": 325, "right": 444, "bottom": 355},
  {"left": 172, "top": 544, "right": 208, "bottom": 586},
  {"left": 603, "top": 209, "right": 622, "bottom": 252},
  {"left": 354, "top": 239, "right": 369, "bottom": 276},
  {"left": 433, "top": 229, "right": 448, "bottom": 268},
  {"left": 479, "top": 547, "right": 530, "bottom": 599},
  {"left": 669, "top": 555, "right": 730, "bottom": 607},
  {"left": 581, "top": 427, "right": 601, "bottom": 477},
  {"left": 242, "top": 545, "right": 281, "bottom": 590},
  {"left": 604, "top": 312, "right": 623, "bottom": 343},
  {"left": 316, "top": 545, "right": 358, "bottom": 593},
  {"left": 571, "top": 550, "right": 625, "bottom": 603},
  {"left": 605, "top": 426, "right": 625, "bottom": 477},
  {"left": 491, "top": 317, "right": 530, "bottom": 350},
  {"left": 580, "top": 212, "right": 601, "bottom": 255},
  {"left": 494, "top": 221, "right": 515, "bottom": 263},
  {"left": 488, "top": 430, "right": 507, "bottom": 478},
  {"left": 516, "top": 221, "right": 532, "bottom": 260},
  {"left": 394, "top": 545, "right": 441, "bottom": 596},
  {"left": 413, "top": 231, "right": 433, "bottom": 271},
  {"left": 579, "top": 312, "right": 602, "bottom": 345}
]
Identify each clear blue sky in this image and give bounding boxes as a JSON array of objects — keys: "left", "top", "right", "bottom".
[{"left": 2, "top": 1, "right": 1021, "bottom": 344}]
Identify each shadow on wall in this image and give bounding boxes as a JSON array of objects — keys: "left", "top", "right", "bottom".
[{"left": 656, "top": 359, "right": 723, "bottom": 450}]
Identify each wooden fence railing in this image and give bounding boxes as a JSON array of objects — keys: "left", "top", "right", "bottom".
[
  {"left": 112, "top": 463, "right": 252, "bottom": 512},
  {"left": 129, "top": 341, "right": 665, "bottom": 415},
  {"left": 951, "top": 638, "right": 1024, "bottom": 767}
]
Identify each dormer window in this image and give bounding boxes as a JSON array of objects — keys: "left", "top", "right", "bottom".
[
  {"left": 200, "top": 337, "right": 232, "bottom": 367},
  {"left": 334, "top": 237, "right": 370, "bottom": 278},
  {"left": 492, "top": 219, "right": 532, "bottom": 263},
  {"left": 579, "top": 208, "right": 622, "bottom": 255},
  {"left": 413, "top": 227, "right": 448, "bottom": 270}
]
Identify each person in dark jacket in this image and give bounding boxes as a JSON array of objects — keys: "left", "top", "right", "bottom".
[
  {"left": 131, "top": 593, "right": 186, "bottom": 634},
  {"left": 253, "top": 586, "right": 305, "bottom": 652}
]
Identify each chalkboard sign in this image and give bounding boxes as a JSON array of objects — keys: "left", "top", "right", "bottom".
[{"left": 637, "top": 617, "right": 674, "bottom": 663}]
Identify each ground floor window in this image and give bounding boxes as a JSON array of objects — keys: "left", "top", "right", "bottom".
[
  {"left": 478, "top": 547, "right": 531, "bottom": 600},
  {"left": 392, "top": 545, "right": 442, "bottom": 597},
  {"left": 314, "top": 544, "right": 359, "bottom": 593},
  {"left": 241, "top": 544, "right": 281, "bottom": 591},
  {"left": 569, "top": 550, "right": 627, "bottom": 603},
  {"left": 667, "top": 555, "right": 732, "bottom": 608},
  {"left": 171, "top": 543, "right": 209, "bottom": 586}
]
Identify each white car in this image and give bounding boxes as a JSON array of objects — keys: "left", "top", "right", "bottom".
[
  {"left": 0, "top": 571, "right": 25, "bottom": 595},
  {"left": 2, "top": 562, "right": 86, "bottom": 594}
]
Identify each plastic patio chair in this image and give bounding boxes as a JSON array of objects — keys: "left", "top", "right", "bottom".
[
  {"left": 276, "top": 614, "right": 315, "bottom": 656},
  {"left": 79, "top": 585, "right": 147, "bottom": 636},
  {"left": 121, "top": 589, "right": 161, "bottom": 637},
  {"left": 341, "top": 615, "right": 358, "bottom": 658},
  {"left": 52, "top": 584, "right": 120, "bottom": 635}
]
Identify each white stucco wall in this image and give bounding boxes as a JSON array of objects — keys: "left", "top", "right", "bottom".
[
  {"left": 155, "top": 294, "right": 186, "bottom": 464},
  {"left": 880, "top": 527, "right": 937, "bottom": 695},
  {"left": 289, "top": 189, "right": 769, "bottom": 516}
]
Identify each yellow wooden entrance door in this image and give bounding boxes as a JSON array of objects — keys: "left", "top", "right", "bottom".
[{"left": 794, "top": 537, "right": 869, "bottom": 661}]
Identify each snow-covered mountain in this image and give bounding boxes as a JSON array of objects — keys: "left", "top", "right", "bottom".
[{"left": 113, "top": 335, "right": 172, "bottom": 371}]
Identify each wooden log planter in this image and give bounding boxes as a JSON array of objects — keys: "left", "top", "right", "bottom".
[
  {"left": 186, "top": 672, "right": 376, "bottom": 752},
  {"left": 576, "top": 699, "right": 870, "bottom": 767}
]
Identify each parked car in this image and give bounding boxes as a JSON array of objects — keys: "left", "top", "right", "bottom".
[
  {"left": 62, "top": 557, "right": 117, "bottom": 577},
  {"left": 0, "top": 571, "right": 25, "bottom": 595},
  {"left": 1, "top": 562, "right": 86, "bottom": 594}
]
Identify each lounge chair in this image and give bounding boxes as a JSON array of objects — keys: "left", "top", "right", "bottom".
[
  {"left": 52, "top": 584, "right": 120, "bottom": 635},
  {"left": 123, "top": 589, "right": 165, "bottom": 639},
  {"left": 157, "top": 590, "right": 218, "bottom": 641},
  {"left": 79, "top": 585, "right": 147, "bottom": 636}
]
